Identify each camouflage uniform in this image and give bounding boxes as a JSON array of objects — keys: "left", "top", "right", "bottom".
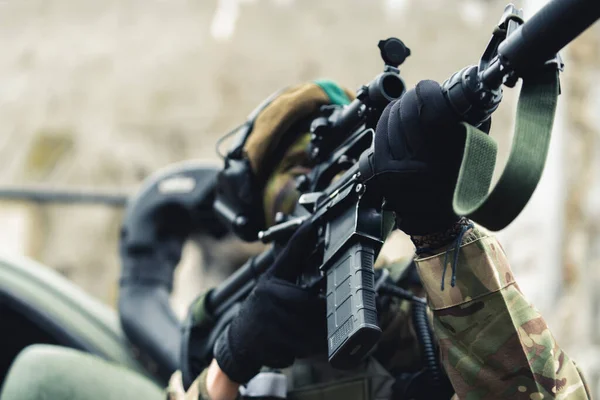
[
  {"left": 416, "top": 227, "right": 591, "bottom": 399},
  {"left": 168, "top": 81, "right": 591, "bottom": 400},
  {"left": 171, "top": 223, "right": 591, "bottom": 399}
]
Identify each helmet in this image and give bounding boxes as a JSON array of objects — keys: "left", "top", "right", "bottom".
[{"left": 213, "top": 80, "right": 355, "bottom": 241}]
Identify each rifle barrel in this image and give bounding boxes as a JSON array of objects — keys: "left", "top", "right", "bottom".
[{"left": 498, "top": 0, "right": 600, "bottom": 71}]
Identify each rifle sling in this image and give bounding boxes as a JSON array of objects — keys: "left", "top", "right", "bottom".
[{"left": 452, "top": 67, "right": 560, "bottom": 231}]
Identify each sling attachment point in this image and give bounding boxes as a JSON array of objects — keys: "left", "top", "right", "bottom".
[{"left": 452, "top": 65, "right": 560, "bottom": 231}]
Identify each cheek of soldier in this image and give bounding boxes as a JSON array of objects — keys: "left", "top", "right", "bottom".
[{"left": 262, "top": 132, "right": 314, "bottom": 228}]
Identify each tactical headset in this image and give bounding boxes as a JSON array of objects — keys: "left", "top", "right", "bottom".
[{"left": 213, "top": 80, "right": 352, "bottom": 241}]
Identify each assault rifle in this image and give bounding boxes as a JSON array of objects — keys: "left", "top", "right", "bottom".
[
  {"left": 181, "top": 0, "right": 599, "bottom": 388},
  {"left": 181, "top": 38, "right": 411, "bottom": 386}
]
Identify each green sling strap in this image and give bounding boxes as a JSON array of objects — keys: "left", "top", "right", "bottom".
[{"left": 452, "top": 67, "right": 560, "bottom": 231}]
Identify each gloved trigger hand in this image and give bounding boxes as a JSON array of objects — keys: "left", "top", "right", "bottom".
[
  {"left": 368, "top": 80, "right": 469, "bottom": 236},
  {"left": 213, "top": 220, "right": 326, "bottom": 384}
]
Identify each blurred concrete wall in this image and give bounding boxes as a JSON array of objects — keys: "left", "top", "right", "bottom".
[
  {"left": 0, "top": 0, "right": 519, "bottom": 299},
  {"left": 0, "top": 0, "right": 599, "bottom": 395}
]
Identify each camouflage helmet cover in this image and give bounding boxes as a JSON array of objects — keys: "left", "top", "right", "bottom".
[{"left": 242, "top": 80, "right": 355, "bottom": 227}]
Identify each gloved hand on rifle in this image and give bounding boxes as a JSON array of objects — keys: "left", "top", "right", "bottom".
[
  {"left": 366, "top": 80, "right": 486, "bottom": 236},
  {"left": 213, "top": 220, "right": 326, "bottom": 384}
]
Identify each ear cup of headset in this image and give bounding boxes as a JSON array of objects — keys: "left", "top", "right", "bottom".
[
  {"left": 214, "top": 157, "right": 266, "bottom": 241},
  {"left": 213, "top": 81, "right": 354, "bottom": 242}
]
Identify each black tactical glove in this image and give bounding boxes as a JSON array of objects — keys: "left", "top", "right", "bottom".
[
  {"left": 364, "top": 80, "right": 486, "bottom": 235},
  {"left": 213, "top": 221, "right": 326, "bottom": 384}
]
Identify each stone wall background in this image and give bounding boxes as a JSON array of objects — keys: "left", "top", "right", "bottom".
[{"left": 0, "top": 0, "right": 599, "bottom": 396}]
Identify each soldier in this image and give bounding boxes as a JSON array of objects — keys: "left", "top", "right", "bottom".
[
  {"left": 0, "top": 80, "right": 591, "bottom": 400},
  {"left": 169, "top": 80, "right": 592, "bottom": 400}
]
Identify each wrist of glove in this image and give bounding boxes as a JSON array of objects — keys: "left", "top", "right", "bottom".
[
  {"left": 383, "top": 172, "right": 460, "bottom": 235},
  {"left": 213, "top": 222, "right": 326, "bottom": 384},
  {"left": 410, "top": 216, "right": 473, "bottom": 251}
]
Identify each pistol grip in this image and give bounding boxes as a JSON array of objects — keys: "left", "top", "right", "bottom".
[{"left": 326, "top": 241, "right": 381, "bottom": 369}]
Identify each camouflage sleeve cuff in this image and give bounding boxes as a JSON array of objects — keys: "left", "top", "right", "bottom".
[
  {"left": 192, "top": 368, "right": 211, "bottom": 400},
  {"left": 166, "top": 368, "right": 211, "bottom": 400},
  {"left": 415, "top": 226, "right": 516, "bottom": 310}
]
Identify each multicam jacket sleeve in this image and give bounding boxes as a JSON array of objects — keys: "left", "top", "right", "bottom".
[
  {"left": 166, "top": 369, "right": 213, "bottom": 400},
  {"left": 415, "top": 226, "right": 591, "bottom": 400}
]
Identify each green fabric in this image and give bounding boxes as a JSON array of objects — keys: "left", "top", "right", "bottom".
[
  {"left": 288, "top": 378, "right": 369, "bottom": 400},
  {"left": 0, "top": 345, "right": 164, "bottom": 400},
  {"left": 453, "top": 68, "right": 560, "bottom": 231},
  {"left": 314, "top": 79, "right": 352, "bottom": 106},
  {"left": 190, "top": 291, "right": 213, "bottom": 326},
  {"left": 283, "top": 356, "right": 394, "bottom": 400}
]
